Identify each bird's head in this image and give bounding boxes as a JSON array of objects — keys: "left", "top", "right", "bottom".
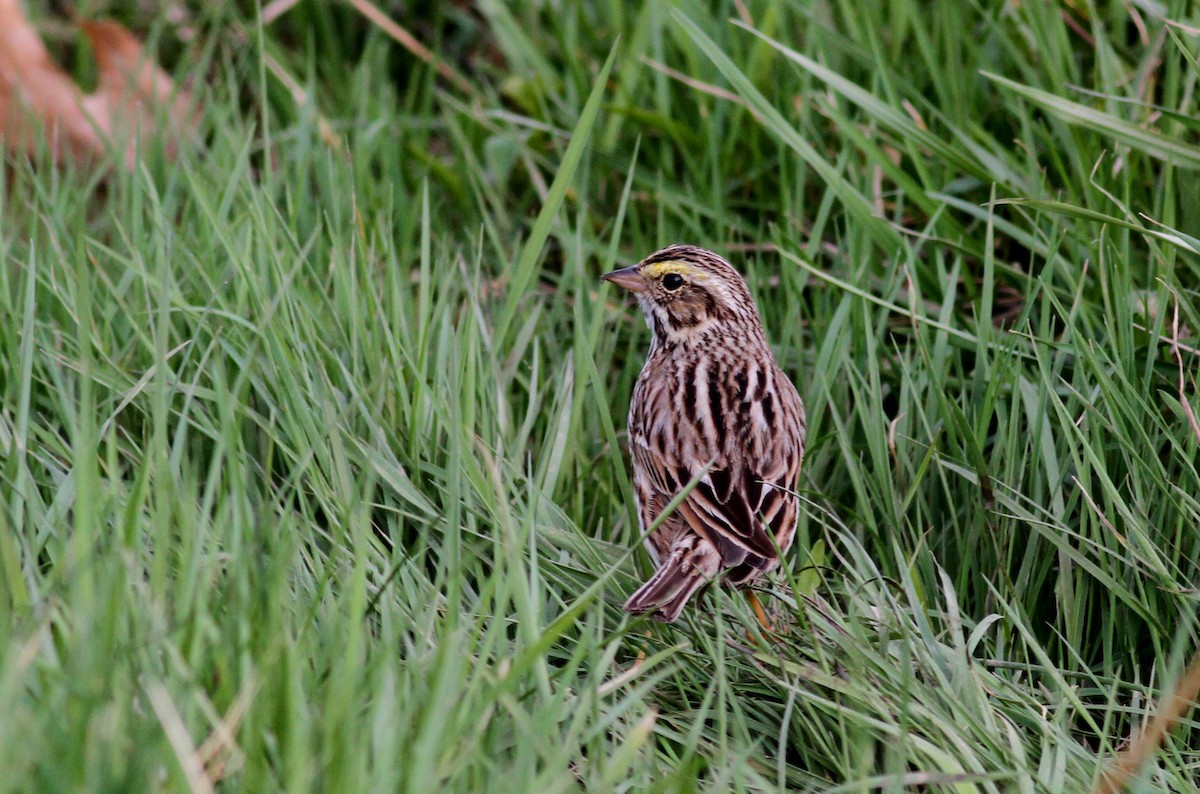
[{"left": 602, "top": 244, "right": 761, "bottom": 343}]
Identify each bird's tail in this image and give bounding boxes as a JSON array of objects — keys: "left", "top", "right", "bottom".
[{"left": 624, "top": 535, "right": 721, "bottom": 623}]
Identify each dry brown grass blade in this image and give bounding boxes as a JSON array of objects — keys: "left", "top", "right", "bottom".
[
  {"left": 0, "top": 0, "right": 196, "bottom": 168},
  {"left": 261, "top": 0, "right": 303, "bottom": 25},
  {"left": 639, "top": 55, "right": 758, "bottom": 119},
  {"left": 1085, "top": 299, "right": 1200, "bottom": 787},
  {"left": 342, "top": 0, "right": 476, "bottom": 98},
  {"left": 262, "top": 52, "right": 343, "bottom": 152},
  {"left": 1091, "top": 650, "right": 1200, "bottom": 793},
  {"left": 1092, "top": 300, "right": 1200, "bottom": 792}
]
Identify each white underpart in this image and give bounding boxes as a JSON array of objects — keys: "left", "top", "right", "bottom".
[
  {"left": 643, "top": 537, "right": 661, "bottom": 567},
  {"left": 637, "top": 295, "right": 720, "bottom": 345},
  {"left": 749, "top": 398, "right": 766, "bottom": 433},
  {"left": 693, "top": 356, "right": 712, "bottom": 437},
  {"left": 744, "top": 366, "right": 758, "bottom": 400}
]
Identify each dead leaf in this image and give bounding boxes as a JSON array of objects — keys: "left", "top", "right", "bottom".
[{"left": 0, "top": 0, "right": 196, "bottom": 169}]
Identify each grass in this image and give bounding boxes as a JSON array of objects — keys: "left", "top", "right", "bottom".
[{"left": 2, "top": 0, "right": 1200, "bottom": 790}]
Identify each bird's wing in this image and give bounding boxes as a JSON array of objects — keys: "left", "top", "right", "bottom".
[
  {"left": 631, "top": 358, "right": 806, "bottom": 564},
  {"left": 699, "top": 366, "right": 802, "bottom": 560},
  {"left": 677, "top": 454, "right": 797, "bottom": 561},
  {"left": 653, "top": 387, "right": 805, "bottom": 562}
]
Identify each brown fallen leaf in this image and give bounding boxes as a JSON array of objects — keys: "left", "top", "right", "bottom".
[{"left": 0, "top": 0, "right": 195, "bottom": 169}]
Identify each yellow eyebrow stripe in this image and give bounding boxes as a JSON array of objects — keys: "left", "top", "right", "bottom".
[{"left": 642, "top": 261, "right": 708, "bottom": 280}]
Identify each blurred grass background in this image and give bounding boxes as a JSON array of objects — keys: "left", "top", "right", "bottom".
[{"left": 2, "top": 0, "right": 1200, "bottom": 790}]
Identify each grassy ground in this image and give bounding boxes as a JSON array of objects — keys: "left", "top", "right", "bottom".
[{"left": 2, "top": 0, "right": 1200, "bottom": 791}]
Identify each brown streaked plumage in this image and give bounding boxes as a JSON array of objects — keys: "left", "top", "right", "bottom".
[{"left": 602, "top": 244, "right": 806, "bottom": 623}]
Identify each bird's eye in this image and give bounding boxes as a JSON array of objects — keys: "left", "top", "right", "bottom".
[{"left": 662, "top": 273, "right": 685, "bottom": 291}]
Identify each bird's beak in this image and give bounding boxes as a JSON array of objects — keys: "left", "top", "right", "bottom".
[{"left": 600, "top": 265, "right": 646, "bottom": 293}]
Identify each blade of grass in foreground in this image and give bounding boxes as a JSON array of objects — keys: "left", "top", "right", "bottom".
[
  {"left": 493, "top": 42, "right": 620, "bottom": 348},
  {"left": 992, "top": 198, "right": 1200, "bottom": 255},
  {"left": 983, "top": 72, "right": 1200, "bottom": 170},
  {"left": 673, "top": 10, "right": 901, "bottom": 255}
]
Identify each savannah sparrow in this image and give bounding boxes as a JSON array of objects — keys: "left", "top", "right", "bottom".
[{"left": 603, "top": 244, "right": 806, "bottom": 623}]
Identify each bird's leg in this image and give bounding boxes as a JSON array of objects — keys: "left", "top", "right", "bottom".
[
  {"left": 746, "top": 591, "right": 774, "bottom": 633},
  {"left": 634, "top": 629, "right": 652, "bottom": 664}
]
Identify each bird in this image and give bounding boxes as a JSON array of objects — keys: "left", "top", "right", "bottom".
[{"left": 602, "top": 244, "right": 806, "bottom": 624}]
